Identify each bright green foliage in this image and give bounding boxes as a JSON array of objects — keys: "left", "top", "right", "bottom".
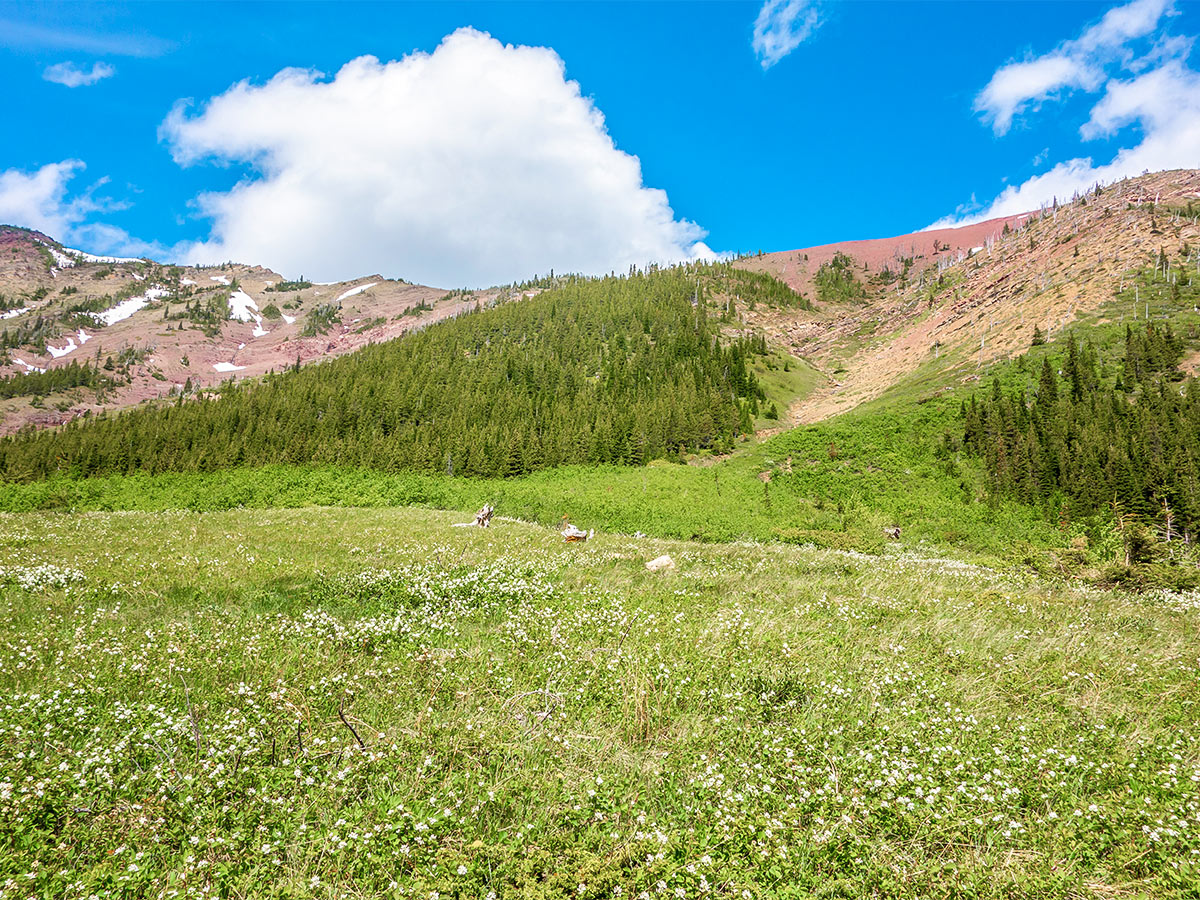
[
  {"left": 0, "top": 399, "right": 1057, "bottom": 565},
  {"left": 713, "top": 264, "right": 811, "bottom": 309},
  {"left": 0, "top": 507, "right": 1196, "bottom": 897},
  {"left": 399, "top": 299, "right": 434, "bottom": 317},
  {"left": 1122, "top": 321, "right": 1186, "bottom": 385},
  {"left": 165, "top": 291, "right": 231, "bottom": 337},
  {"left": 62, "top": 294, "right": 116, "bottom": 315},
  {"left": 264, "top": 278, "right": 313, "bottom": 292},
  {"left": 0, "top": 293, "right": 31, "bottom": 313},
  {"left": 300, "top": 302, "right": 342, "bottom": 336},
  {"left": 0, "top": 270, "right": 768, "bottom": 480},
  {"left": 0, "top": 315, "right": 61, "bottom": 352},
  {"left": 813, "top": 252, "right": 868, "bottom": 304},
  {"left": 872, "top": 256, "right": 914, "bottom": 286}
]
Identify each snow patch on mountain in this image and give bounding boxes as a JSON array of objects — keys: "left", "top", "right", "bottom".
[
  {"left": 46, "top": 338, "right": 77, "bottom": 359},
  {"left": 91, "top": 287, "right": 170, "bottom": 326},
  {"left": 227, "top": 290, "right": 259, "bottom": 322},
  {"left": 227, "top": 289, "right": 270, "bottom": 338},
  {"left": 36, "top": 241, "right": 76, "bottom": 268},
  {"left": 336, "top": 282, "right": 378, "bottom": 303},
  {"left": 63, "top": 247, "right": 143, "bottom": 265}
]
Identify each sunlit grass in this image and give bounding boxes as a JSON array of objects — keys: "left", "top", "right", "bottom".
[{"left": 0, "top": 507, "right": 1196, "bottom": 897}]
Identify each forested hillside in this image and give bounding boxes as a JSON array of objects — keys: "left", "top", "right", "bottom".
[
  {"left": 960, "top": 321, "right": 1200, "bottom": 547},
  {"left": 0, "top": 269, "right": 770, "bottom": 479}
]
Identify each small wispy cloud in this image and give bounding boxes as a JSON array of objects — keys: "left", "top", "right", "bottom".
[
  {"left": 0, "top": 160, "right": 162, "bottom": 258},
  {"left": 0, "top": 19, "right": 172, "bottom": 58},
  {"left": 43, "top": 61, "right": 116, "bottom": 88},
  {"left": 752, "top": 0, "right": 821, "bottom": 70}
]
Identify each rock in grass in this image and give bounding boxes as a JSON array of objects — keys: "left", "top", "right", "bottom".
[{"left": 645, "top": 554, "right": 675, "bottom": 572}]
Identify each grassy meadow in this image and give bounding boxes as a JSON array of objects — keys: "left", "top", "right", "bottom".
[
  {"left": 0, "top": 506, "right": 1197, "bottom": 898},
  {"left": 0, "top": 261, "right": 1197, "bottom": 898},
  {"left": 0, "top": 396, "right": 1063, "bottom": 567}
]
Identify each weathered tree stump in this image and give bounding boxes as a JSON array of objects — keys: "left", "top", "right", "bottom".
[{"left": 561, "top": 519, "right": 593, "bottom": 542}]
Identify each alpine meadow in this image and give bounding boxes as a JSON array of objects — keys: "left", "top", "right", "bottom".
[{"left": 2, "top": 3, "right": 1200, "bottom": 899}]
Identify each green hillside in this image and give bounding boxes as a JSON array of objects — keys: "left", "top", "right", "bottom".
[
  {"left": 2, "top": 258, "right": 1198, "bottom": 583},
  {"left": 962, "top": 325, "right": 1200, "bottom": 535},
  {"left": 0, "top": 267, "right": 793, "bottom": 480}
]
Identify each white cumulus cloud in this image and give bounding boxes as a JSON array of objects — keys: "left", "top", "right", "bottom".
[
  {"left": 752, "top": 0, "right": 821, "bottom": 70},
  {"left": 935, "top": 0, "right": 1200, "bottom": 229},
  {"left": 161, "top": 28, "right": 712, "bottom": 287},
  {"left": 976, "top": 54, "right": 1100, "bottom": 135},
  {"left": 43, "top": 61, "right": 116, "bottom": 88},
  {"left": 0, "top": 160, "right": 95, "bottom": 236},
  {"left": 1077, "top": 0, "right": 1175, "bottom": 53},
  {"left": 0, "top": 160, "right": 160, "bottom": 257},
  {"left": 975, "top": 0, "right": 1174, "bottom": 134}
]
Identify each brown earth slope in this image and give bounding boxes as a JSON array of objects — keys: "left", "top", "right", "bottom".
[
  {"left": 735, "top": 169, "right": 1200, "bottom": 423},
  {"left": 0, "top": 228, "right": 499, "bottom": 433}
]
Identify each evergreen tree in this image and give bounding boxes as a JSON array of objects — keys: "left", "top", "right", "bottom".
[
  {"left": 962, "top": 322, "right": 1200, "bottom": 541},
  {"left": 0, "top": 268, "right": 771, "bottom": 481}
]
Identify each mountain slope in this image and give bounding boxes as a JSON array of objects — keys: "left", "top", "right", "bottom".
[
  {"left": 3, "top": 168, "right": 1199, "bottom": 442},
  {"left": 735, "top": 168, "right": 1200, "bottom": 422},
  {"left": 0, "top": 269, "right": 774, "bottom": 480},
  {"left": 0, "top": 226, "right": 491, "bottom": 433}
]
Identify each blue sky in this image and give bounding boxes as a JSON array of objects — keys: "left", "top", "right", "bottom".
[{"left": 1, "top": 0, "right": 1198, "bottom": 286}]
